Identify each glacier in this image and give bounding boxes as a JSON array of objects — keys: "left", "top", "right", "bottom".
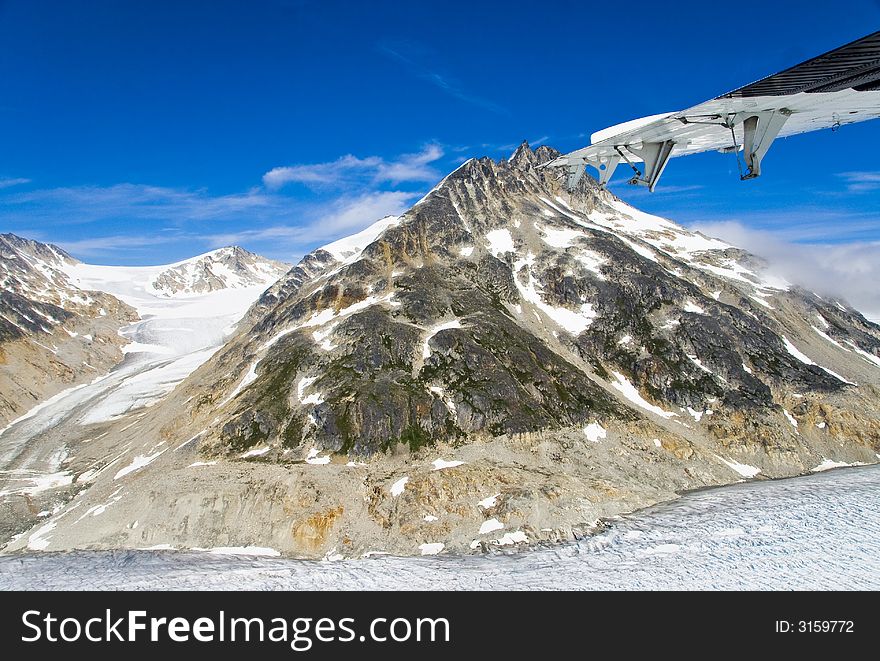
[{"left": 1, "top": 465, "right": 876, "bottom": 590}]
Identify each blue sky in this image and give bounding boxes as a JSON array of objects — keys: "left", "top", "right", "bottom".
[{"left": 1, "top": 0, "right": 879, "bottom": 292}]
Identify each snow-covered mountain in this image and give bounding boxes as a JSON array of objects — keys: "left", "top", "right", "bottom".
[
  {"left": 0, "top": 233, "right": 131, "bottom": 339},
  {"left": 208, "top": 143, "right": 880, "bottom": 460},
  {"left": 61, "top": 245, "right": 289, "bottom": 304},
  {"left": 0, "top": 234, "right": 137, "bottom": 426},
  {"left": 145, "top": 246, "right": 289, "bottom": 298},
  {"left": 0, "top": 238, "right": 289, "bottom": 427},
  {"left": 2, "top": 145, "right": 879, "bottom": 559}
]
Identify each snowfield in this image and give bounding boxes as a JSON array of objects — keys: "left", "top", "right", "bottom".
[
  {"left": 0, "top": 251, "right": 282, "bottom": 475},
  {"left": 67, "top": 255, "right": 282, "bottom": 424},
  {"left": 1, "top": 465, "right": 877, "bottom": 590}
]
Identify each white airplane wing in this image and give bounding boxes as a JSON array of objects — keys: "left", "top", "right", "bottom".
[{"left": 545, "top": 31, "right": 880, "bottom": 191}]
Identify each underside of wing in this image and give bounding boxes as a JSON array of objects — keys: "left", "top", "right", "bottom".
[{"left": 546, "top": 31, "right": 880, "bottom": 192}]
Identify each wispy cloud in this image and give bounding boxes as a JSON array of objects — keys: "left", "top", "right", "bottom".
[
  {"left": 1, "top": 183, "right": 279, "bottom": 225},
  {"left": 263, "top": 144, "right": 443, "bottom": 190},
  {"left": 675, "top": 206, "right": 880, "bottom": 244},
  {"left": 692, "top": 220, "right": 880, "bottom": 319},
  {"left": 263, "top": 155, "right": 381, "bottom": 188},
  {"left": 54, "top": 233, "right": 183, "bottom": 257},
  {"left": 203, "top": 190, "right": 417, "bottom": 249},
  {"left": 375, "top": 144, "right": 443, "bottom": 184},
  {"left": 5, "top": 188, "right": 419, "bottom": 262},
  {"left": 0, "top": 144, "right": 442, "bottom": 263},
  {"left": 0, "top": 177, "right": 30, "bottom": 189},
  {"left": 837, "top": 171, "right": 880, "bottom": 193},
  {"left": 378, "top": 44, "right": 506, "bottom": 114}
]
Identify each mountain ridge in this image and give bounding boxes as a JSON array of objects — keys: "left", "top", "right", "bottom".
[
  {"left": 2, "top": 143, "right": 879, "bottom": 558},
  {"left": 192, "top": 142, "right": 880, "bottom": 460}
]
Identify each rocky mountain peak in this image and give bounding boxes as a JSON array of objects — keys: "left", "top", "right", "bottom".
[
  {"left": 7, "top": 151, "right": 880, "bottom": 560},
  {"left": 0, "top": 233, "right": 137, "bottom": 425},
  {"left": 0, "top": 233, "right": 96, "bottom": 315},
  {"left": 507, "top": 141, "right": 560, "bottom": 171},
  {"left": 175, "top": 143, "right": 880, "bottom": 467}
]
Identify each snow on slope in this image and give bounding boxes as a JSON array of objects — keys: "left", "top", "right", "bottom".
[
  {"left": 0, "top": 234, "right": 113, "bottom": 334},
  {"left": 320, "top": 216, "right": 400, "bottom": 263},
  {"left": 47, "top": 249, "right": 289, "bottom": 424},
  {"left": 531, "top": 195, "right": 791, "bottom": 301},
  {"left": 591, "top": 199, "right": 791, "bottom": 295},
  {"left": 64, "top": 246, "right": 288, "bottom": 302}
]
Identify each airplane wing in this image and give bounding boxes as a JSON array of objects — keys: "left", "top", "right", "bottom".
[{"left": 545, "top": 31, "right": 880, "bottom": 191}]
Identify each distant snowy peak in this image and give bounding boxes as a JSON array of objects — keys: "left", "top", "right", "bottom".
[
  {"left": 148, "top": 246, "right": 290, "bottom": 298},
  {"left": 0, "top": 233, "right": 80, "bottom": 304}
]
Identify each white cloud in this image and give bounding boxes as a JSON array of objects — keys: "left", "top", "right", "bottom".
[
  {"left": 55, "top": 234, "right": 181, "bottom": 257},
  {"left": 203, "top": 190, "right": 417, "bottom": 251},
  {"left": 2, "top": 183, "right": 278, "bottom": 224},
  {"left": 684, "top": 207, "right": 880, "bottom": 243},
  {"left": 262, "top": 155, "right": 382, "bottom": 189},
  {"left": 262, "top": 144, "right": 444, "bottom": 190},
  {"left": 375, "top": 143, "right": 444, "bottom": 184},
  {"left": 837, "top": 171, "right": 880, "bottom": 193},
  {"left": 693, "top": 220, "right": 880, "bottom": 320},
  {"left": 0, "top": 177, "right": 30, "bottom": 189}
]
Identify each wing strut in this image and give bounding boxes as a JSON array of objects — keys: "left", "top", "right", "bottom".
[
  {"left": 624, "top": 140, "right": 675, "bottom": 191},
  {"left": 560, "top": 153, "right": 621, "bottom": 192},
  {"left": 596, "top": 154, "right": 621, "bottom": 187},
  {"left": 739, "top": 110, "right": 791, "bottom": 179},
  {"left": 565, "top": 164, "right": 585, "bottom": 190}
]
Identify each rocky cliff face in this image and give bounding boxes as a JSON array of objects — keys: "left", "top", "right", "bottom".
[
  {"left": 0, "top": 234, "right": 136, "bottom": 425},
  {"left": 4, "top": 144, "right": 879, "bottom": 558}
]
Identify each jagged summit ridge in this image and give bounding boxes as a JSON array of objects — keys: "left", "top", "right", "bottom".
[
  {"left": 0, "top": 233, "right": 76, "bottom": 268},
  {"left": 0, "top": 233, "right": 131, "bottom": 343},
  {"left": 184, "top": 142, "right": 880, "bottom": 461},
  {"left": 507, "top": 140, "right": 559, "bottom": 169}
]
